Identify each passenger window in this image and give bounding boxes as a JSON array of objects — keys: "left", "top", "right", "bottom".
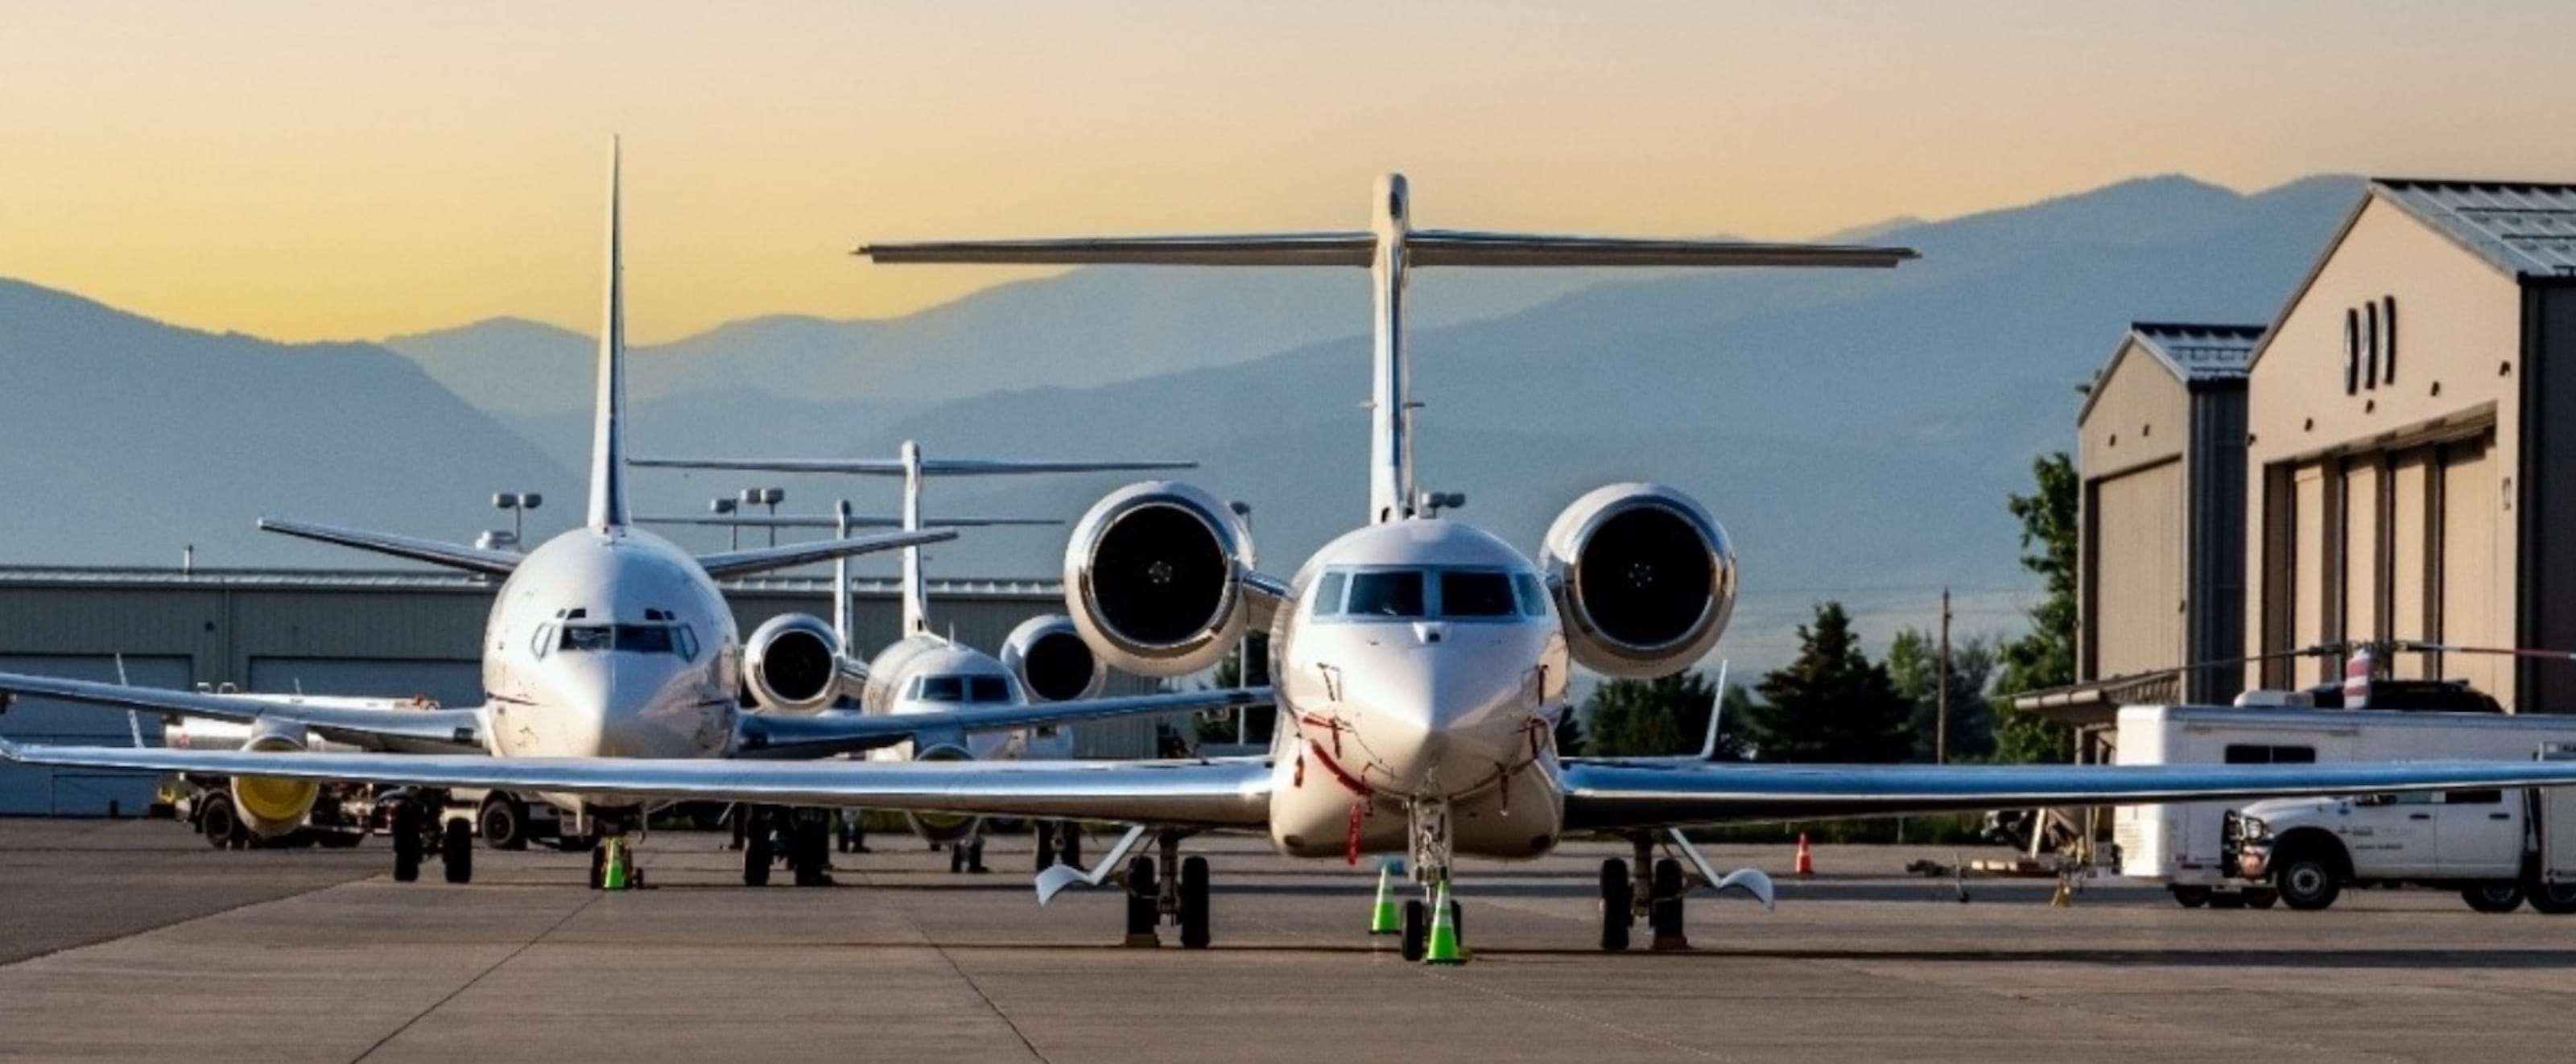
[
  {"left": 1345, "top": 571, "right": 1425, "bottom": 618},
  {"left": 1311, "top": 572, "right": 1349, "bottom": 617},
  {"left": 1439, "top": 571, "right": 1517, "bottom": 618},
  {"left": 1513, "top": 573, "right": 1548, "bottom": 617},
  {"left": 969, "top": 676, "right": 1012, "bottom": 703},
  {"left": 2444, "top": 790, "right": 2504, "bottom": 806}
]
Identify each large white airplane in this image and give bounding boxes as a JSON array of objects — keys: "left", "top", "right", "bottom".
[
  {"left": 0, "top": 141, "right": 1264, "bottom": 890},
  {"left": 23, "top": 173, "right": 2576, "bottom": 961}
]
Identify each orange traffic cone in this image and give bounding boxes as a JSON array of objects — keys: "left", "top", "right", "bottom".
[{"left": 1794, "top": 833, "right": 1814, "bottom": 879}]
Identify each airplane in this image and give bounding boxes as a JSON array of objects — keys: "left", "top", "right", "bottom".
[
  {"left": 24, "top": 172, "right": 2576, "bottom": 962},
  {"left": 636, "top": 447, "right": 1205, "bottom": 876},
  {"left": 0, "top": 140, "right": 1265, "bottom": 890}
]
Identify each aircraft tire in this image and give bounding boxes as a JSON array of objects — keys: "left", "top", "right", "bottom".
[
  {"left": 1033, "top": 820, "right": 1056, "bottom": 872},
  {"left": 442, "top": 819, "right": 474, "bottom": 884},
  {"left": 1058, "top": 822, "right": 1083, "bottom": 868},
  {"left": 391, "top": 802, "right": 423, "bottom": 883},
  {"left": 1400, "top": 899, "right": 1428, "bottom": 962},
  {"left": 1599, "top": 858, "right": 1633, "bottom": 951},
  {"left": 1125, "top": 856, "right": 1159, "bottom": 942},
  {"left": 1179, "top": 856, "right": 1212, "bottom": 949}
]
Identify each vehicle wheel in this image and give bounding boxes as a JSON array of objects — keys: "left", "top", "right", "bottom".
[
  {"left": 2273, "top": 851, "right": 2341, "bottom": 911},
  {"left": 442, "top": 819, "right": 474, "bottom": 884},
  {"left": 1125, "top": 856, "right": 1159, "bottom": 943},
  {"left": 1400, "top": 898, "right": 1428, "bottom": 962},
  {"left": 2528, "top": 882, "right": 2576, "bottom": 915},
  {"left": 479, "top": 794, "right": 530, "bottom": 851},
  {"left": 743, "top": 825, "right": 774, "bottom": 887},
  {"left": 1179, "top": 856, "right": 1212, "bottom": 949},
  {"left": 2243, "top": 888, "right": 2279, "bottom": 909},
  {"left": 391, "top": 802, "right": 423, "bottom": 883},
  {"left": 1600, "top": 858, "right": 1634, "bottom": 951},
  {"left": 1058, "top": 822, "right": 1084, "bottom": 868},
  {"left": 1033, "top": 820, "right": 1057, "bottom": 872},
  {"left": 200, "top": 794, "right": 240, "bottom": 850},
  {"left": 2462, "top": 884, "right": 2525, "bottom": 913},
  {"left": 2209, "top": 892, "right": 2248, "bottom": 910},
  {"left": 2169, "top": 885, "right": 2211, "bottom": 909}
]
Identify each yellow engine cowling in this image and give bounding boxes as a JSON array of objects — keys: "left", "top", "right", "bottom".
[{"left": 229, "top": 724, "right": 320, "bottom": 839}]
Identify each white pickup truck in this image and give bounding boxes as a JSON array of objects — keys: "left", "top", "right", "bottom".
[{"left": 2227, "top": 780, "right": 2576, "bottom": 913}]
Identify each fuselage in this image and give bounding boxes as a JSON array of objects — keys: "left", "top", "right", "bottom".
[
  {"left": 1262, "top": 518, "right": 1573, "bottom": 860},
  {"left": 479, "top": 526, "right": 744, "bottom": 810},
  {"left": 858, "top": 636, "right": 1071, "bottom": 841}
]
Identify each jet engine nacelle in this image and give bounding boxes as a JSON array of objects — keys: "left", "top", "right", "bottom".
[
  {"left": 229, "top": 720, "right": 320, "bottom": 839},
  {"left": 1063, "top": 480, "right": 1253, "bottom": 677},
  {"left": 1001, "top": 614, "right": 1108, "bottom": 703},
  {"left": 906, "top": 740, "right": 982, "bottom": 843},
  {"left": 1542, "top": 483, "right": 1736, "bottom": 678},
  {"left": 744, "top": 612, "right": 852, "bottom": 714}
]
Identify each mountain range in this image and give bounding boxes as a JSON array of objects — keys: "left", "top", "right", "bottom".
[{"left": 0, "top": 173, "right": 2365, "bottom": 671}]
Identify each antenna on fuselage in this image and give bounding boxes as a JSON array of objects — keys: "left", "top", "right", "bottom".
[
  {"left": 857, "top": 173, "right": 1914, "bottom": 527},
  {"left": 586, "top": 135, "right": 631, "bottom": 530}
]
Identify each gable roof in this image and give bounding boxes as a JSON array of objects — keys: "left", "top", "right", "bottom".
[
  {"left": 2078, "top": 322, "right": 2263, "bottom": 424},
  {"left": 2375, "top": 179, "right": 2576, "bottom": 279}
]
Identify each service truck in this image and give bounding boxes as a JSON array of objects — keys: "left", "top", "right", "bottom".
[{"left": 2113, "top": 703, "right": 2576, "bottom": 910}]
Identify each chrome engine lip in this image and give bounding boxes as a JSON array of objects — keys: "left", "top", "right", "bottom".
[
  {"left": 1062, "top": 480, "right": 1252, "bottom": 676},
  {"left": 742, "top": 612, "right": 845, "bottom": 714},
  {"left": 1542, "top": 482, "right": 1735, "bottom": 678}
]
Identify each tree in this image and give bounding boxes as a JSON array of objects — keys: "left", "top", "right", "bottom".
[
  {"left": 1994, "top": 452, "right": 2078, "bottom": 763},
  {"left": 1191, "top": 631, "right": 1275, "bottom": 745},
  {"left": 1582, "top": 670, "right": 1721, "bottom": 758},
  {"left": 1885, "top": 628, "right": 1998, "bottom": 762},
  {"left": 1742, "top": 602, "right": 1911, "bottom": 763}
]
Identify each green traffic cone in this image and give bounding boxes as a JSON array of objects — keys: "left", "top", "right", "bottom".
[
  {"left": 1423, "top": 880, "right": 1463, "bottom": 964},
  {"left": 1369, "top": 865, "right": 1401, "bottom": 935},
  {"left": 603, "top": 839, "right": 629, "bottom": 890}
]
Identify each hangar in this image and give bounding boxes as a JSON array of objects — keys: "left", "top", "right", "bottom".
[{"left": 0, "top": 566, "right": 1165, "bottom": 814}]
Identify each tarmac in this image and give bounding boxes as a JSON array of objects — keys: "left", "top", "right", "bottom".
[{"left": 3, "top": 819, "right": 2574, "bottom": 1063}]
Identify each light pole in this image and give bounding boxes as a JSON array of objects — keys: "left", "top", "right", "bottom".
[
  {"left": 493, "top": 492, "right": 544, "bottom": 549},
  {"left": 709, "top": 497, "right": 739, "bottom": 550},
  {"left": 740, "top": 487, "right": 785, "bottom": 546}
]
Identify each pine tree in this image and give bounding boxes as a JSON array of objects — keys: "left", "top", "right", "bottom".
[
  {"left": 1994, "top": 452, "right": 2078, "bottom": 763},
  {"left": 1580, "top": 671, "right": 1721, "bottom": 757},
  {"left": 1744, "top": 602, "right": 1910, "bottom": 763}
]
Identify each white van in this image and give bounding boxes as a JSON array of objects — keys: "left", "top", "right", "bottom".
[{"left": 2112, "top": 704, "right": 2576, "bottom": 909}]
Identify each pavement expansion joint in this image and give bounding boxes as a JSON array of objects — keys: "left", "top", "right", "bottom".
[{"left": 346, "top": 891, "right": 603, "bottom": 1064}]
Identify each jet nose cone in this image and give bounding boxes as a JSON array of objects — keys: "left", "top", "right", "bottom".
[{"left": 1342, "top": 650, "right": 1528, "bottom": 798}]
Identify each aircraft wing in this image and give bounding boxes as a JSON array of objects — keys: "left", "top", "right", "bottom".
[
  {"left": 258, "top": 516, "right": 522, "bottom": 576},
  {"left": 1561, "top": 759, "right": 2576, "bottom": 833},
  {"left": 0, "top": 737, "right": 1274, "bottom": 829},
  {"left": 0, "top": 670, "right": 485, "bottom": 753},
  {"left": 634, "top": 456, "right": 1194, "bottom": 477},
  {"left": 733, "top": 687, "right": 1273, "bottom": 758},
  {"left": 695, "top": 527, "right": 956, "bottom": 579}
]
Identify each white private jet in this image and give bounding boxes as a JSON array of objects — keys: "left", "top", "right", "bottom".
[
  {"left": 23, "top": 174, "right": 2576, "bottom": 961},
  {"left": 0, "top": 141, "right": 1264, "bottom": 889}
]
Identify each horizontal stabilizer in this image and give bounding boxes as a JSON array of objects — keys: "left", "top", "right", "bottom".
[
  {"left": 258, "top": 516, "right": 521, "bottom": 576},
  {"left": 696, "top": 527, "right": 956, "bottom": 579},
  {"left": 634, "top": 456, "right": 1195, "bottom": 477},
  {"left": 642, "top": 514, "right": 1059, "bottom": 530},
  {"left": 1406, "top": 231, "right": 1915, "bottom": 269},
  {"left": 858, "top": 233, "right": 1374, "bottom": 267}
]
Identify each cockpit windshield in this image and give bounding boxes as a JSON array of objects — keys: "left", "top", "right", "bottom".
[
  {"left": 1312, "top": 567, "right": 1539, "bottom": 621},
  {"left": 558, "top": 624, "right": 695, "bottom": 658},
  {"left": 913, "top": 674, "right": 1015, "bottom": 703}
]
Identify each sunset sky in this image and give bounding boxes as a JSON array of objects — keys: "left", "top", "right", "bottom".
[{"left": 6, "top": 1, "right": 2574, "bottom": 344}]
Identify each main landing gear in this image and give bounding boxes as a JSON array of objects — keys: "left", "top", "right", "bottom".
[
  {"left": 740, "top": 806, "right": 835, "bottom": 887},
  {"left": 1600, "top": 836, "right": 1690, "bottom": 952},
  {"left": 1033, "top": 820, "right": 1086, "bottom": 871},
  {"left": 1123, "top": 831, "right": 1212, "bottom": 949},
  {"left": 380, "top": 792, "right": 477, "bottom": 885},
  {"left": 947, "top": 835, "right": 989, "bottom": 874}
]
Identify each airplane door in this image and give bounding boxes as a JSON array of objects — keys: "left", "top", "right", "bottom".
[{"left": 2434, "top": 789, "right": 2522, "bottom": 878}]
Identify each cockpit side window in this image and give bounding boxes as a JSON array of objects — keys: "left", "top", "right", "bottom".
[
  {"left": 1513, "top": 573, "right": 1549, "bottom": 617},
  {"left": 675, "top": 625, "right": 700, "bottom": 662},
  {"left": 1345, "top": 571, "right": 1426, "bottom": 618},
  {"left": 1439, "top": 570, "right": 1518, "bottom": 618},
  {"left": 1310, "top": 571, "right": 1349, "bottom": 618}
]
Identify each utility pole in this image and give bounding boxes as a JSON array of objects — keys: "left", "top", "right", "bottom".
[{"left": 1936, "top": 586, "right": 1952, "bottom": 765}]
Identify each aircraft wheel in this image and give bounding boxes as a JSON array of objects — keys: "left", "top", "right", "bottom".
[
  {"left": 1058, "top": 822, "right": 1084, "bottom": 868},
  {"left": 478, "top": 794, "right": 530, "bottom": 851},
  {"left": 442, "top": 819, "right": 474, "bottom": 884},
  {"left": 1649, "top": 858, "right": 1686, "bottom": 947},
  {"left": 743, "top": 823, "right": 774, "bottom": 887},
  {"left": 793, "top": 818, "right": 833, "bottom": 887},
  {"left": 1124, "top": 856, "right": 1160, "bottom": 944},
  {"left": 390, "top": 802, "right": 423, "bottom": 883},
  {"left": 199, "top": 794, "right": 240, "bottom": 850},
  {"left": 1400, "top": 899, "right": 1428, "bottom": 962},
  {"left": 2462, "top": 884, "right": 2525, "bottom": 913},
  {"left": 1179, "top": 856, "right": 1212, "bottom": 949},
  {"left": 1599, "top": 858, "right": 1634, "bottom": 951}
]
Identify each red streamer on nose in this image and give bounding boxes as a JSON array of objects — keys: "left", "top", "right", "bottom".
[{"left": 1346, "top": 800, "right": 1366, "bottom": 865}]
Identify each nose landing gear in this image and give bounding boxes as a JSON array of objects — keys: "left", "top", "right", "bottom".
[
  {"left": 1119, "top": 831, "right": 1213, "bottom": 948},
  {"left": 1395, "top": 800, "right": 1463, "bottom": 963}
]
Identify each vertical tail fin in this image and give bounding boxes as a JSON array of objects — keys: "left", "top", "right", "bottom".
[
  {"left": 899, "top": 440, "right": 930, "bottom": 637},
  {"left": 1368, "top": 172, "right": 1414, "bottom": 524},
  {"left": 587, "top": 137, "right": 631, "bottom": 530}
]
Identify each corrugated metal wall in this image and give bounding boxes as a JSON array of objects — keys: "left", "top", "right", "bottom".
[{"left": 2092, "top": 460, "right": 2186, "bottom": 679}]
